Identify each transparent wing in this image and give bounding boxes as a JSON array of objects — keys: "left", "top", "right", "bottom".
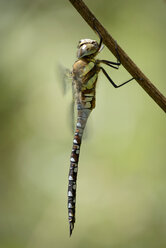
[
  {"left": 69, "top": 98, "right": 76, "bottom": 134},
  {"left": 58, "top": 64, "right": 76, "bottom": 134},
  {"left": 58, "top": 64, "right": 73, "bottom": 95},
  {"left": 67, "top": 76, "right": 76, "bottom": 134}
]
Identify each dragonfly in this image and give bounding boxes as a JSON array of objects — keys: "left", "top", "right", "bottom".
[{"left": 67, "top": 27, "right": 135, "bottom": 236}]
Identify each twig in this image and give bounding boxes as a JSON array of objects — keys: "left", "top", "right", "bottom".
[{"left": 69, "top": 0, "right": 166, "bottom": 113}]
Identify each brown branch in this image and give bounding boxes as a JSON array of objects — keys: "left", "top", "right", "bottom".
[{"left": 69, "top": 0, "right": 166, "bottom": 113}]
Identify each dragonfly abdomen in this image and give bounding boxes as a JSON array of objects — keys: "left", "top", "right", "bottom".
[{"left": 68, "top": 108, "right": 91, "bottom": 236}]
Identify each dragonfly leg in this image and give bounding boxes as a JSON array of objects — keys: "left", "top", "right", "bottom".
[
  {"left": 100, "top": 60, "right": 120, "bottom": 69},
  {"left": 100, "top": 42, "right": 121, "bottom": 68},
  {"left": 100, "top": 67, "right": 135, "bottom": 88},
  {"left": 93, "top": 18, "right": 122, "bottom": 67},
  {"left": 98, "top": 41, "right": 121, "bottom": 69}
]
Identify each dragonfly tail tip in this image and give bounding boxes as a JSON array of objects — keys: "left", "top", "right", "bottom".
[{"left": 69, "top": 222, "right": 74, "bottom": 237}]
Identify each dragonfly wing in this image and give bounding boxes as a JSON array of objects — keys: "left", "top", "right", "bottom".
[
  {"left": 58, "top": 64, "right": 77, "bottom": 133},
  {"left": 70, "top": 78, "right": 77, "bottom": 134},
  {"left": 69, "top": 96, "right": 76, "bottom": 135},
  {"left": 58, "top": 64, "right": 72, "bottom": 95}
]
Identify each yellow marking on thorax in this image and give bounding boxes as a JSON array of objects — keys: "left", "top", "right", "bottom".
[
  {"left": 73, "top": 58, "right": 98, "bottom": 94},
  {"left": 80, "top": 61, "right": 95, "bottom": 77},
  {"left": 82, "top": 73, "right": 98, "bottom": 90}
]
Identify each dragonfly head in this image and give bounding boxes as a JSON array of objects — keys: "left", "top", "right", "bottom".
[{"left": 77, "top": 39, "right": 101, "bottom": 59}]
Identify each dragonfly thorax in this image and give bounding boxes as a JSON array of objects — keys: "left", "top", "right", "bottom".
[{"left": 77, "top": 39, "right": 99, "bottom": 59}]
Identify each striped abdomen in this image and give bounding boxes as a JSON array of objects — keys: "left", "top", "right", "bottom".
[{"left": 68, "top": 58, "right": 99, "bottom": 236}]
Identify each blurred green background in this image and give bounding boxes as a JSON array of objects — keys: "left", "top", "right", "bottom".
[{"left": 0, "top": 0, "right": 166, "bottom": 247}]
